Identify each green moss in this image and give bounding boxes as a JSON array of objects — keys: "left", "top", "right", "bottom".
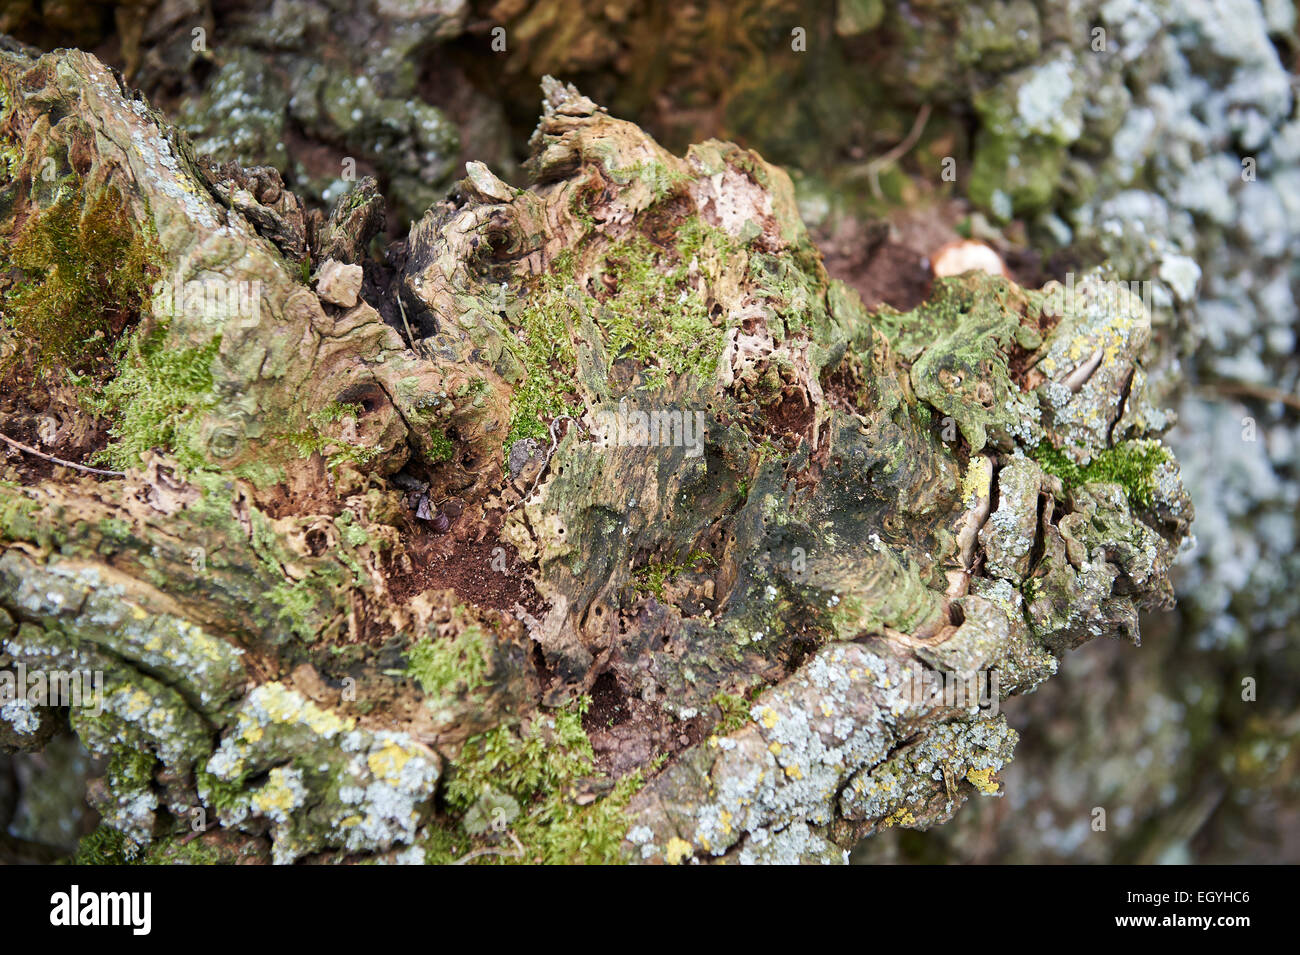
[
  {"left": 594, "top": 228, "right": 726, "bottom": 389},
  {"left": 71, "top": 825, "right": 141, "bottom": 865},
  {"left": 1, "top": 183, "right": 162, "bottom": 374},
  {"left": 233, "top": 459, "right": 286, "bottom": 486},
  {"left": 871, "top": 275, "right": 979, "bottom": 353},
  {"left": 632, "top": 549, "right": 715, "bottom": 600},
  {"left": 426, "top": 429, "right": 455, "bottom": 463},
  {"left": 445, "top": 700, "right": 595, "bottom": 812},
  {"left": 426, "top": 697, "right": 654, "bottom": 864},
  {"left": 106, "top": 746, "right": 157, "bottom": 793},
  {"left": 86, "top": 326, "right": 221, "bottom": 471},
  {"left": 504, "top": 218, "right": 734, "bottom": 447},
  {"left": 142, "top": 838, "right": 229, "bottom": 866},
  {"left": 610, "top": 159, "right": 692, "bottom": 202},
  {"left": 311, "top": 401, "right": 363, "bottom": 425},
  {"left": 420, "top": 824, "right": 471, "bottom": 864},
  {"left": 515, "top": 762, "right": 652, "bottom": 865},
  {"left": 1031, "top": 439, "right": 1172, "bottom": 509},
  {"left": 195, "top": 767, "right": 249, "bottom": 815},
  {"left": 264, "top": 574, "right": 333, "bottom": 641},
  {"left": 286, "top": 402, "right": 382, "bottom": 471},
  {"left": 406, "top": 625, "right": 490, "bottom": 698},
  {"left": 0, "top": 142, "right": 19, "bottom": 185},
  {"left": 504, "top": 250, "right": 583, "bottom": 446},
  {"left": 710, "top": 691, "right": 751, "bottom": 734}
]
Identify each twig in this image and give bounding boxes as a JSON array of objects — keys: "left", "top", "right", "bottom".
[
  {"left": 506, "top": 414, "right": 579, "bottom": 513},
  {"left": 0, "top": 431, "right": 126, "bottom": 477},
  {"left": 854, "top": 103, "right": 933, "bottom": 199},
  {"left": 452, "top": 830, "right": 526, "bottom": 865},
  {"left": 396, "top": 294, "right": 427, "bottom": 359},
  {"left": 1200, "top": 381, "right": 1300, "bottom": 412}
]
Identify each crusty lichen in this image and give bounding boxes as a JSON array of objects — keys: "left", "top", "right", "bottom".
[{"left": 200, "top": 682, "right": 440, "bottom": 865}]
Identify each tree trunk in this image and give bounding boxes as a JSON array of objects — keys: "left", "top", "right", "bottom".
[{"left": 0, "top": 45, "right": 1191, "bottom": 864}]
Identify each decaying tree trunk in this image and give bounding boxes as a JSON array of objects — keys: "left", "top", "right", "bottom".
[{"left": 0, "top": 43, "right": 1191, "bottom": 864}]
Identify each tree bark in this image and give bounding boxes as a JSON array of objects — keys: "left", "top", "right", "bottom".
[{"left": 0, "top": 46, "right": 1191, "bottom": 864}]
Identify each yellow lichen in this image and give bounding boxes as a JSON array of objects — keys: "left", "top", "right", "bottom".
[
  {"left": 664, "top": 836, "right": 693, "bottom": 865},
  {"left": 966, "top": 766, "right": 1000, "bottom": 794},
  {"left": 367, "top": 741, "right": 414, "bottom": 783}
]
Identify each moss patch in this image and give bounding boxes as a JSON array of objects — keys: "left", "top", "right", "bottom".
[
  {"left": 710, "top": 690, "right": 752, "bottom": 734},
  {"left": 286, "top": 402, "right": 382, "bottom": 470},
  {"left": 1, "top": 183, "right": 161, "bottom": 375},
  {"left": 1031, "top": 439, "right": 1172, "bottom": 509},
  {"left": 406, "top": 625, "right": 490, "bottom": 698},
  {"left": 84, "top": 325, "right": 221, "bottom": 471},
  {"left": 504, "top": 218, "right": 734, "bottom": 447},
  {"left": 632, "top": 549, "right": 715, "bottom": 600},
  {"left": 426, "top": 429, "right": 455, "bottom": 464},
  {"left": 71, "top": 825, "right": 141, "bottom": 865},
  {"left": 427, "top": 697, "right": 653, "bottom": 864}
]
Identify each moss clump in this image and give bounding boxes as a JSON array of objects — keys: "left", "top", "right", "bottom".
[
  {"left": 311, "top": 401, "right": 363, "bottom": 424},
  {"left": 1031, "top": 439, "right": 1172, "bottom": 509},
  {"left": 106, "top": 746, "right": 157, "bottom": 793},
  {"left": 429, "top": 697, "right": 652, "bottom": 864},
  {"left": 610, "top": 159, "right": 691, "bottom": 202},
  {"left": 426, "top": 429, "right": 455, "bottom": 463},
  {"left": 633, "top": 549, "right": 715, "bottom": 600},
  {"left": 85, "top": 325, "right": 221, "bottom": 471},
  {"left": 70, "top": 825, "right": 141, "bottom": 865},
  {"left": 1, "top": 184, "right": 161, "bottom": 374},
  {"left": 504, "top": 218, "right": 733, "bottom": 447},
  {"left": 445, "top": 702, "right": 596, "bottom": 812},
  {"left": 504, "top": 250, "right": 583, "bottom": 446},
  {"left": 710, "top": 691, "right": 751, "bottom": 734},
  {"left": 286, "top": 402, "right": 382, "bottom": 470},
  {"left": 406, "top": 625, "right": 490, "bottom": 698},
  {"left": 594, "top": 225, "right": 726, "bottom": 390}
]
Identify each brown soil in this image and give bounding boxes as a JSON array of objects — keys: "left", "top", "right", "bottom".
[
  {"left": 816, "top": 206, "right": 961, "bottom": 312},
  {"left": 815, "top": 203, "right": 1079, "bottom": 314},
  {"left": 0, "top": 356, "right": 111, "bottom": 485},
  {"left": 758, "top": 386, "right": 817, "bottom": 446},
  {"left": 385, "top": 507, "right": 547, "bottom": 622},
  {"left": 583, "top": 669, "right": 713, "bottom": 778}
]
